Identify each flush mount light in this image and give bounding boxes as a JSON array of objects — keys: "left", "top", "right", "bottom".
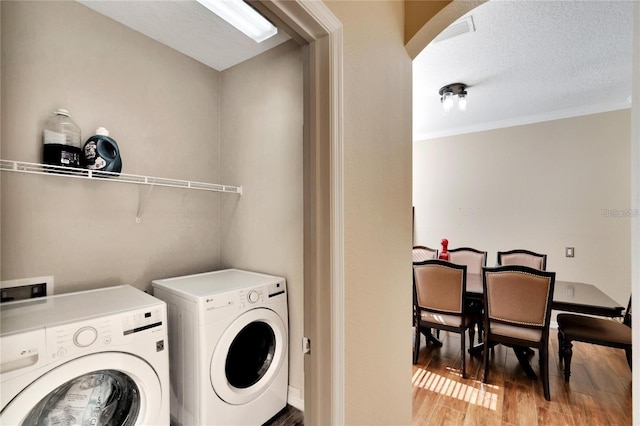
[
  {"left": 197, "top": 0, "right": 278, "bottom": 43},
  {"left": 439, "top": 83, "right": 468, "bottom": 112}
]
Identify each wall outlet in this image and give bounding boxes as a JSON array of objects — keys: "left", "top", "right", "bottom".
[{"left": 565, "top": 247, "right": 575, "bottom": 257}]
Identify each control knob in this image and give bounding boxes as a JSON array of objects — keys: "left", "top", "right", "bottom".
[
  {"left": 247, "top": 290, "right": 259, "bottom": 303},
  {"left": 73, "top": 326, "right": 98, "bottom": 347}
]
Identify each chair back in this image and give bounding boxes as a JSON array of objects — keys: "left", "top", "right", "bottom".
[
  {"left": 448, "top": 247, "right": 487, "bottom": 275},
  {"left": 483, "top": 265, "right": 555, "bottom": 333},
  {"left": 624, "top": 295, "right": 632, "bottom": 327},
  {"left": 413, "top": 259, "right": 466, "bottom": 315},
  {"left": 497, "top": 249, "right": 547, "bottom": 270},
  {"left": 412, "top": 245, "right": 438, "bottom": 262}
]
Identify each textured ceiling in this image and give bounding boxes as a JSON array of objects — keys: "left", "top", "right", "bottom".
[
  {"left": 79, "top": 1, "right": 633, "bottom": 140},
  {"left": 78, "top": 0, "right": 291, "bottom": 71},
  {"left": 413, "top": 0, "right": 634, "bottom": 140}
]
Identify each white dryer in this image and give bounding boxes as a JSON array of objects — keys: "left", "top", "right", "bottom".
[
  {"left": 152, "top": 269, "right": 289, "bottom": 426},
  {"left": 0, "top": 285, "right": 170, "bottom": 425}
]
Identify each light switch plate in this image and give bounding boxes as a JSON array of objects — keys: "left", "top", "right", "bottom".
[{"left": 565, "top": 247, "right": 575, "bottom": 257}]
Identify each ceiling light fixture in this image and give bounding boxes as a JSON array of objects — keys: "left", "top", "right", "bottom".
[
  {"left": 197, "top": 0, "right": 277, "bottom": 43},
  {"left": 439, "top": 83, "right": 468, "bottom": 112}
]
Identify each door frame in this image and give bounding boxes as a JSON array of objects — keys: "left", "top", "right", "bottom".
[{"left": 254, "top": 1, "right": 344, "bottom": 424}]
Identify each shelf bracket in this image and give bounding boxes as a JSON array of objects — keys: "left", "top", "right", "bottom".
[{"left": 136, "top": 179, "right": 156, "bottom": 223}]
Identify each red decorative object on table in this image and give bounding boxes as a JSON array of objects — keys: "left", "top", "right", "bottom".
[{"left": 439, "top": 239, "right": 450, "bottom": 261}]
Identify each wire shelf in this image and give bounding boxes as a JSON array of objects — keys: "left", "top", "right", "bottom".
[{"left": 0, "top": 159, "right": 243, "bottom": 195}]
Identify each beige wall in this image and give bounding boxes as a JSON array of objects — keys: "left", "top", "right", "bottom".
[
  {"left": 413, "top": 110, "right": 632, "bottom": 306},
  {"left": 1, "top": 1, "right": 222, "bottom": 292},
  {"left": 219, "top": 40, "right": 305, "bottom": 403},
  {"left": 325, "top": 1, "right": 414, "bottom": 424},
  {"left": 1, "top": 0, "right": 305, "bottom": 403},
  {"left": 404, "top": 0, "right": 451, "bottom": 43}
]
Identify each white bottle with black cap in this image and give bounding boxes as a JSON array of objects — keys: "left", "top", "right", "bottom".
[{"left": 42, "top": 108, "right": 82, "bottom": 167}]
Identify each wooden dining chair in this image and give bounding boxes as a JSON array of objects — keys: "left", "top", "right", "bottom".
[
  {"left": 448, "top": 247, "right": 487, "bottom": 343},
  {"left": 412, "top": 245, "right": 438, "bottom": 262},
  {"left": 413, "top": 259, "right": 474, "bottom": 378},
  {"left": 448, "top": 247, "right": 487, "bottom": 274},
  {"left": 412, "top": 246, "right": 438, "bottom": 331},
  {"left": 482, "top": 265, "right": 556, "bottom": 400},
  {"left": 557, "top": 296, "right": 632, "bottom": 382},
  {"left": 496, "top": 249, "right": 547, "bottom": 270}
]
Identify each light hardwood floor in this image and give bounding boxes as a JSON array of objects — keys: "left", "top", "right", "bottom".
[{"left": 412, "top": 329, "right": 632, "bottom": 425}]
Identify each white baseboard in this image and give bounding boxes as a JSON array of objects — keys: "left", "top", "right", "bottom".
[{"left": 287, "top": 386, "right": 304, "bottom": 411}]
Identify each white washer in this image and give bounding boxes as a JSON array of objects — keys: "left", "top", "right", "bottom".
[
  {"left": 0, "top": 285, "right": 170, "bottom": 425},
  {"left": 152, "top": 269, "right": 288, "bottom": 426}
]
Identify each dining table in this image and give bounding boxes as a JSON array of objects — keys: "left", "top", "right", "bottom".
[
  {"left": 464, "top": 273, "right": 624, "bottom": 317},
  {"left": 463, "top": 273, "right": 625, "bottom": 378}
]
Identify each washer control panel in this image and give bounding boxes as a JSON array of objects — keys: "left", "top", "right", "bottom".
[
  {"left": 73, "top": 326, "right": 98, "bottom": 347},
  {"left": 46, "top": 307, "right": 164, "bottom": 361}
]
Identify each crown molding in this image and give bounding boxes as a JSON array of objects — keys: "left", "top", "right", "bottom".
[{"left": 414, "top": 101, "right": 632, "bottom": 141}]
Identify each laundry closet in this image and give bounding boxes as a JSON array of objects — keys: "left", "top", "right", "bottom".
[{"left": 0, "top": 0, "right": 305, "bottom": 412}]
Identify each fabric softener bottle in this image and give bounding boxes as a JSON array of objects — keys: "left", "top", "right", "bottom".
[{"left": 42, "top": 108, "right": 82, "bottom": 168}]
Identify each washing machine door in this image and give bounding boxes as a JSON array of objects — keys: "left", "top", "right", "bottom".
[
  {"left": 0, "top": 352, "right": 163, "bottom": 425},
  {"left": 210, "top": 308, "right": 287, "bottom": 405}
]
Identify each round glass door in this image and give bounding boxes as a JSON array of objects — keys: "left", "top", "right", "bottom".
[
  {"left": 0, "top": 353, "right": 162, "bottom": 425},
  {"left": 210, "top": 308, "right": 287, "bottom": 405},
  {"left": 225, "top": 321, "right": 276, "bottom": 389},
  {"left": 23, "top": 370, "right": 139, "bottom": 425}
]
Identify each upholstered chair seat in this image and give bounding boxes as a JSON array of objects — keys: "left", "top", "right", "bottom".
[
  {"left": 482, "top": 265, "right": 556, "bottom": 401},
  {"left": 413, "top": 260, "right": 473, "bottom": 378},
  {"left": 558, "top": 315, "right": 631, "bottom": 344},
  {"left": 488, "top": 323, "right": 543, "bottom": 342},
  {"left": 419, "top": 311, "right": 474, "bottom": 328},
  {"left": 557, "top": 297, "right": 632, "bottom": 382}
]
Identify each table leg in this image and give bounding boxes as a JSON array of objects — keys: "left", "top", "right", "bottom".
[
  {"left": 513, "top": 345, "right": 537, "bottom": 380},
  {"left": 419, "top": 328, "right": 444, "bottom": 347}
]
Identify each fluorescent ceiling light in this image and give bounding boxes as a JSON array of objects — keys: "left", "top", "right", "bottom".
[{"left": 197, "top": 0, "right": 277, "bottom": 43}]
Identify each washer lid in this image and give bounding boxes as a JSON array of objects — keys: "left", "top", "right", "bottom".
[
  {"left": 152, "top": 269, "right": 285, "bottom": 300},
  {"left": 0, "top": 286, "right": 164, "bottom": 336}
]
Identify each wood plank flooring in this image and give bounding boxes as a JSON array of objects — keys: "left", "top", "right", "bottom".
[
  {"left": 263, "top": 404, "right": 304, "bottom": 426},
  {"left": 412, "top": 329, "right": 632, "bottom": 425}
]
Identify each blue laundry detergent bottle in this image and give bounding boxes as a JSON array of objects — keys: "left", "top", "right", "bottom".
[{"left": 82, "top": 127, "right": 122, "bottom": 175}]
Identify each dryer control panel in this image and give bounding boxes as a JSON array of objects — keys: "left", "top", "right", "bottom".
[
  {"left": 202, "top": 279, "right": 286, "bottom": 323},
  {"left": 240, "top": 287, "right": 264, "bottom": 305}
]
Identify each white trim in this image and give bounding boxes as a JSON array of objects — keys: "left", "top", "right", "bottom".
[
  {"left": 329, "top": 25, "right": 345, "bottom": 426},
  {"left": 295, "top": 3, "right": 344, "bottom": 423},
  {"left": 287, "top": 385, "right": 305, "bottom": 411},
  {"left": 262, "top": 1, "right": 344, "bottom": 423},
  {"left": 630, "top": 2, "right": 639, "bottom": 425},
  {"left": 414, "top": 101, "right": 632, "bottom": 142}
]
